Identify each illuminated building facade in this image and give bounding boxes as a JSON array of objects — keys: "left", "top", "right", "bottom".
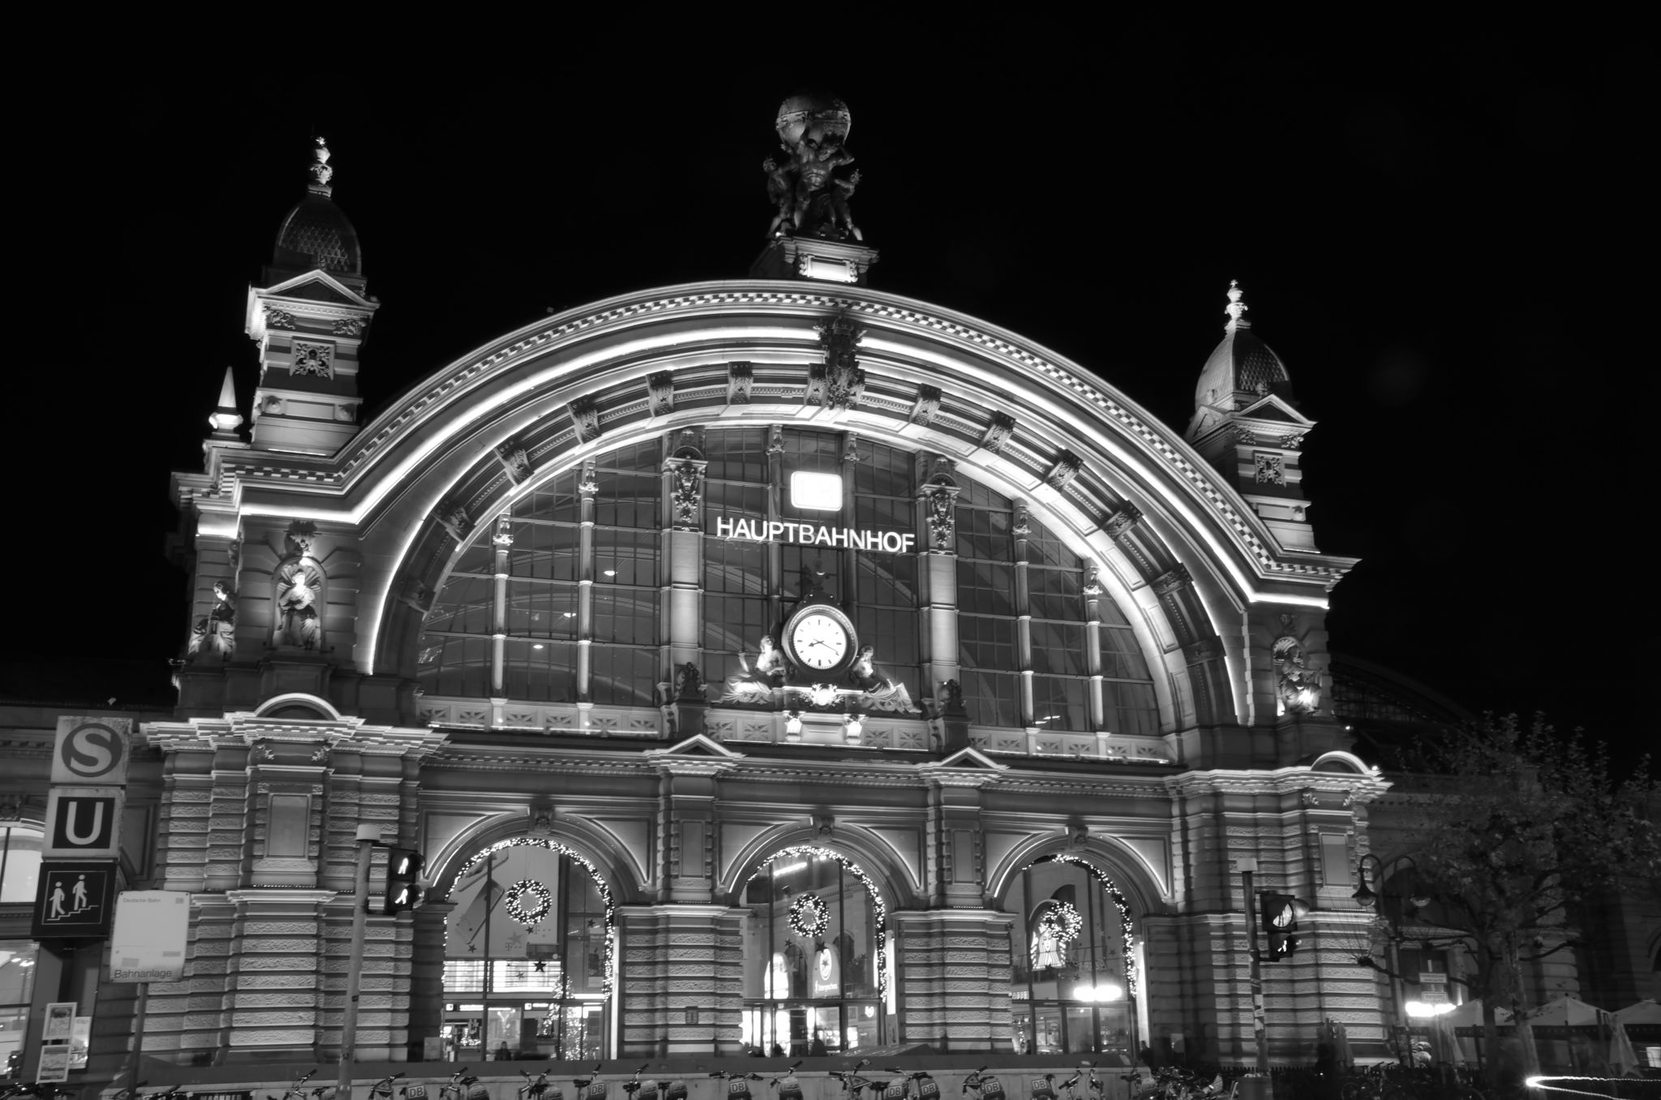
[{"left": 15, "top": 109, "right": 1635, "bottom": 1085}]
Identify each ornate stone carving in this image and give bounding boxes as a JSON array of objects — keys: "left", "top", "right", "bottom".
[
  {"left": 1230, "top": 425, "right": 1258, "bottom": 446},
  {"left": 648, "top": 371, "right": 674, "bottom": 417},
  {"left": 290, "top": 341, "right": 334, "bottom": 379},
  {"left": 569, "top": 396, "right": 601, "bottom": 442},
  {"left": 765, "top": 425, "right": 785, "bottom": 456},
  {"left": 332, "top": 317, "right": 364, "bottom": 337},
  {"left": 667, "top": 457, "right": 706, "bottom": 529},
  {"left": 1082, "top": 563, "right": 1103, "bottom": 597},
  {"left": 1301, "top": 790, "right": 1321, "bottom": 807},
  {"left": 186, "top": 580, "right": 237, "bottom": 662},
  {"left": 674, "top": 662, "right": 705, "bottom": 701},
  {"left": 578, "top": 459, "right": 599, "bottom": 497},
  {"left": 1279, "top": 432, "right": 1306, "bottom": 450},
  {"left": 1045, "top": 451, "right": 1082, "bottom": 490},
  {"left": 727, "top": 362, "right": 753, "bottom": 403},
  {"left": 437, "top": 501, "right": 472, "bottom": 542},
  {"left": 910, "top": 385, "right": 942, "bottom": 426},
  {"left": 1102, "top": 503, "right": 1142, "bottom": 540},
  {"left": 492, "top": 514, "right": 514, "bottom": 548},
  {"left": 1272, "top": 614, "right": 1322, "bottom": 715},
  {"left": 1012, "top": 500, "right": 1032, "bottom": 538},
  {"left": 495, "top": 440, "right": 533, "bottom": 484},
  {"left": 1067, "top": 824, "right": 1089, "bottom": 850},
  {"left": 1254, "top": 452, "right": 1286, "bottom": 486},
  {"left": 762, "top": 92, "right": 863, "bottom": 242},
  {"left": 1183, "top": 636, "right": 1224, "bottom": 661},
  {"left": 1152, "top": 565, "right": 1191, "bottom": 596},
  {"left": 0, "top": 794, "right": 25, "bottom": 822},
  {"left": 261, "top": 396, "right": 286, "bottom": 416},
  {"left": 265, "top": 306, "right": 296, "bottom": 329},
  {"left": 812, "top": 312, "right": 866, "bottom": 410},
  {"left": 981, "top": 412, "right": 1015, "bottom": 453},
  {"left": 274, "top": 523, "right": 323, "bottom": 651},
  {"left": 812, "top": 814, "right": 835, "bottom": 838},
  {"left": 923, "top": 484, "right": 957, "bottom": 551}
]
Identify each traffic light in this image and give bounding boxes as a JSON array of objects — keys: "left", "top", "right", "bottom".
[
  {"left": 1259, "top": 892, "right": 1309, "bottom": 961},
  {"left": 383, "top": 848, "right": 426, "bottom": 915}
]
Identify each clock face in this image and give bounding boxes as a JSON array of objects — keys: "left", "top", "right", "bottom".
[{"left": 789, "top": 612, "right": 851, "bottom": 670}]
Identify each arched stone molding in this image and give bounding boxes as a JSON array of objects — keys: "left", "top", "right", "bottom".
[
  {"left": 250, "top": 692, "right": 343, "bottom": 720},
  {"left": 984, "top": 830, "right": 1169, "bottom": 920},
  {"left": 203, "top": 284, "right": 1353, "bottom": 730},
  {"left": 1308, "top": 749, "right": 1378, "bottom": 775},
  {"left": 425, "top": 810, "right": 641, "bottom": 909},
  {"left": 717, "top": 822, "right": 920, "bottom": 914}
]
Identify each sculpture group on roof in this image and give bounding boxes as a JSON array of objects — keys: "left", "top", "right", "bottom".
[{"left": 764, "top": 93, "right": 863, "bottom": 242}]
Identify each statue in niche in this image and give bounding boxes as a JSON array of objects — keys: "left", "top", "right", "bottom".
[
  {"left": 848, "top": 644, "right": 915, "bottom": 713},
  {"left": 718, "top": 635, "right": 787, "bottom": 705},
  {"left": 275, "top": 540, "right": 324, "bottom": 651},
  {"left": 186, "top": 581, "right": 237, "bottom": 661},
  {"left": 1272, "top": 615, "right": 1322, "bottom": 715},
  {"left": 670, "top": 461, "right": 703, "bottom": 528},
  {"left": 763, "top": 93, "right": 863, "bottom": 241}
]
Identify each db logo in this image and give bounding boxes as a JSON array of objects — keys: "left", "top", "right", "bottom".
[{"left": 52, "top": 717, "right": 132, "bottom": 785}]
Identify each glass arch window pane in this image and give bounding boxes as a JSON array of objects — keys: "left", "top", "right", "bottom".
[
  {"left": 418, "top": 635, "right": 492, "bottom": 697},
  {"left": 503, "top": 639, "right": 578, "bottom": 702},
  {"left": 589, "top": 646, "right": 658, "bottom": 707}
]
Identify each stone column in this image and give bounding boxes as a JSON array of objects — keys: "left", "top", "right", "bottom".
[
  {"left": 663, "top": 440, "right": 709, "bottom": 735},
  {"left": 892, "top": 911, "right": 1015, "bottom": 1052},
  {"left": 616, "top": 904, "right": 745, "bottom": 1057},
  {"left": 917, "top": 457, "right": 962, "bottom": 743}
]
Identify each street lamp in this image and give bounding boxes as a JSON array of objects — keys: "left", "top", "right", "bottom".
[{"left": 1353, "top": 853, "right": 1434, "bottom": 1065}]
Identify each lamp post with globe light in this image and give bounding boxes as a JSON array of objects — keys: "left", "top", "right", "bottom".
[{"left": 1353, "top": 853, "right": 1438, "bottom": 1065}]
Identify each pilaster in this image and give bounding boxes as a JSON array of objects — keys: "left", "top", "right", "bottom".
[
  {"left": 617, "top": 904, "right": 745, "bottom": 1057},
  {"left": 892, "top": 910, "right": 1014, "bottom": 1052}
]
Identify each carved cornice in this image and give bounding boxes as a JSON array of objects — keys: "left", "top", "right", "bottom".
[{"left": 1163, "top": 765, "right": 1390, "bottom": 802}]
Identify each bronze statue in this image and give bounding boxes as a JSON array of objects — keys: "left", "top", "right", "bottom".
[
  {"left": 764, "top": 93, "right": 863, "bottom": 241},
  {"left": 186, "top": 581, "right": 237, "bottom": 661}
]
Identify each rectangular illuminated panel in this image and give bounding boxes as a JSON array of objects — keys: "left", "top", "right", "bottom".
[{"left": 790, "top": 470, "right": 844, "bottom": 511}]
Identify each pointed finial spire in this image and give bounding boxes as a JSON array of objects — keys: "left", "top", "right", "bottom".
[
  {"left": 1224, "top": 279, "right": 1250, "bottom": 332},
  {"left": 307, "top": 135, "right": 334, "bottom": 197},
  {"left": 208, "top": 366, "right": 244, "bottom": 439}
]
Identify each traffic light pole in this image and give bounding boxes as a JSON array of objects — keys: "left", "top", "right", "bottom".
[
  {"left": 338, "top": 824, "right": 382, "bottom": 1100},
  {"left": 1240, "top": 859, "right": 1269, "bottom": 1074}
]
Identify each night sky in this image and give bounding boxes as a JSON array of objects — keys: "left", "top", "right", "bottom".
[{"left": 15, "top": 25, "right": 1649, "bottom": 755}]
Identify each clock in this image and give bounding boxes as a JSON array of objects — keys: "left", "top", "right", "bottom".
[{"left": 782, "top": 604, "right": 857, "bottom": 674}]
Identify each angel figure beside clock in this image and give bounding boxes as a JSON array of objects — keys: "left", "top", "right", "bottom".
[{"left": 718, "top": 575, "right": 914, "bottom": 712}]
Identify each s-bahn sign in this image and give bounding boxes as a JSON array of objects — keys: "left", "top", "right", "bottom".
[
  {"left": 714, "top": 516, "right": 916, "bottom": 553},
  {"left": 44, "top": 787, "right": 125, "bottom": 859},
  {"left": 51, "top": 717, "right": 131, "bottom": 786}
]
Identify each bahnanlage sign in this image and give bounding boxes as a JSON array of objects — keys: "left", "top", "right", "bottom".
[{"left": 110, "top": 890, "right": 192, "bottom": 983}]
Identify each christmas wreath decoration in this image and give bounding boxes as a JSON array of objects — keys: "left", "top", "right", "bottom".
[
  {"left": 787, "top": 892, "right": 830, "bottom": 938},
  {"left": 505, "top": 878, "right": 553, "bottom": 927}
]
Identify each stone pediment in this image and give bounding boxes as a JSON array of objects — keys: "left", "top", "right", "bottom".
[
  {"left": 1236, "top": 394, "right": 1311, "bottom": 427},
  {"left": 259, "top": 270, "right": 374, "bottom": 308},
  {"left": 916, "top": 746, "right": 1008, "bottom": 785},
  {"left": 643, "top": 733, "right": 744, "bottom": 773}
]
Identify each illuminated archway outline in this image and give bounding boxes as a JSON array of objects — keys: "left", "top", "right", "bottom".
[
  {"left": 1018, "top": 852, "right": 1139, "bottom": 997},
  {"left": 748, "top": 845, "right": 889, "bottom": 998},
  {"left": 452, "top": 836, "right": 618, "bottom": 996}
]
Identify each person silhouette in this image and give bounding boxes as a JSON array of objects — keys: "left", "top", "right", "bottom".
[
  {"left": 72, "top": 874, "right": 90, "bottom": 912},
  {"left": 49, "top": 880, "right": 67, "bottom": 919}
]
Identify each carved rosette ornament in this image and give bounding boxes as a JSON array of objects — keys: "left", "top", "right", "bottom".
[
  {"left": 290, "top": 341, "right": 335, "bottom": 378},
  {"left": 1272, "top": 613, "right": 1323, "bottom": 715},
  {"left": 332, "top": 317, "right": 365, "bottom": 337},
  {"left": 1254, "top": 452, "right": 1286, "bottom": 486},
  {"left": 265, "top": 306, "right": 296, "bottom": 329}
]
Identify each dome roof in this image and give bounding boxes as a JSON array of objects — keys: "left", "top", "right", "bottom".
[
  {"left": 1193, "top": 282, "right": 1294, "bottom": 409},
  {"left": 272, "top": 191, "right": 362, "bottom": 277},
  {"left": 267, "top": 137, "right": 363, "bottom": 282}
]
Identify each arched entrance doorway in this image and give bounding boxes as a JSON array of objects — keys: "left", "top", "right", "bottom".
[
  {"left": 1006, "top": 854, "right": 1141, "bottom": 1058},
  {"left": 442, "top": 838, "right": 617, "bottom": 1060},
  {"left": 739, "top": 846, "right": 889, "bottom": 1057}
]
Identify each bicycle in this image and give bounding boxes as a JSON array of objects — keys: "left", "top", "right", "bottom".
[
  {"left": 622, "top": 1065, "right": 654, "bottom": 1100},
  {"left": 884, "top": 1069, "right": 937, "bottom": 1100},
  {"left": 574, "top": 1064, "right": 608, "bottom": 1100},
  {"left": 524, "top": 1068, "right": 560, "bottom": 1100},
  {"left": 270, "top": 1070, "right": 318, "bottom": 1100},
  {"left": 439, "top": 1069, "right": 476, "bottom": 1100},
  {"left": 962, "top": 1067, "right": 1006, "bottom": 1100},
  {"left": 769, "top": 1061, "right": 804, "bottom": 1100},
  {"left": 709, "top": 1068, "right": 764, "bottom": 1100},
  {"left": 368, "top": 1073, "right": 407, "bottom": 1100},
  {"left": 1058, "top": 1065, "right": 1100, "bottom": 1100},
  {"left": 830, "top": 1059, "right": 875, "bottom": 1100}
]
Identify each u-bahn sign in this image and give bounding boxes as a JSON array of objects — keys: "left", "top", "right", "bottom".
[
  {"left": 51, "top": 717, "right": 131, "bottom": 786},
  {"left": 43, "top": 787, "right": 125, "bottom": 859},
  {"left": 32, "top": 860, "right": 117, "bottom": 939}
]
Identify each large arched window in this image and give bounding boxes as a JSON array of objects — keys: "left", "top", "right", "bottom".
[
  {"left": 740, "top": 848, "right": 888, "bottom": 1056},
  {"left": 1006, "top": 856, "right": 1139, "bottom": 1058},
  {"left": 442, "top": 839, "right": 614, "bottom": 1060}
]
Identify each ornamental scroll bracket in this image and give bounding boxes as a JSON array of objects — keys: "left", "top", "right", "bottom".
[{"left": 918, "top": 455, "right": 960, "bottom": 553}]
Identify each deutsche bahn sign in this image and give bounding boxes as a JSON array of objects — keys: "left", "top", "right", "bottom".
[
  {"left": 44, "top": 787, "right": 125, "bottom": 859},
  {"left": 32, "top": 860, "right": 118, "bottom": 939},
  {"left": 51, "top": 717, "right": 131, "bottom": 786}
]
